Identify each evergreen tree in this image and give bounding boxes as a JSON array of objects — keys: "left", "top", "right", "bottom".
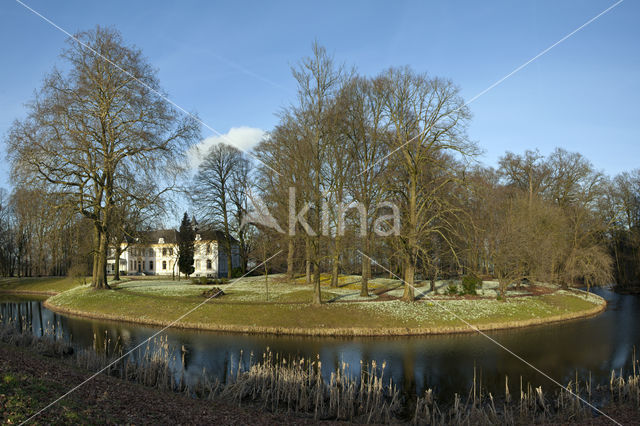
[{"left": 177, "top": 212, "right": 195, "bottom": 279}]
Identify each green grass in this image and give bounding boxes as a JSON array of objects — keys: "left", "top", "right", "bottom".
[
  {"left": 0, "top": 368, "right": 88, "bottom": 424},
  {"left": 0, "top": 277, "right": 83, "bottom": 294},
  {"left": 45, "top": 277, "right": 605, "bottom": 334}
]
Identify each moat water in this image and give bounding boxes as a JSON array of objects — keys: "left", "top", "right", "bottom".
[{"left": 1, "top": 287, "right": 638, "bottom": 400}]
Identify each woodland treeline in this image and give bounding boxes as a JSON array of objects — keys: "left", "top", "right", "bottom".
[
  {"left": 1, "top": 30, "right": 639, "bottom": 300},
  {"left": 244, "top": 44, "right": 640, "bottom": 300}
]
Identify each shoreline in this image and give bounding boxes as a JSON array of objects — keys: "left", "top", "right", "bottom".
[
  {"left": 41, "top": 290, "right": 607, "bottom": 337},
  {"left": 0, "top": 289, "right": 57, "bottom": 297}
]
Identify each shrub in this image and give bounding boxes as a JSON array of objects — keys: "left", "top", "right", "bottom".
[
  {"left": 460, "top": 275, "right": 481, "bottom": 295},
  {"left": 231, "top": 267, "right": 243, "bottom": 278},
  {"left": 67, "top": 263, "right": 88, "bottom": 285},
  {"left": 445, "top": 282, "right": 459, "bottom": 296},
  {"left": 199, "top": 276, "right": 208, "bottom": 285},
  {"left": 201, "top": 287, "right": 225, "bottom": 298}
]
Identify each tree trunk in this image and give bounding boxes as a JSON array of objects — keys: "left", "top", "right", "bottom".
[
  {"left": 360, "top": 235, "right": 370, "bottom": 297},
  {"left": 92, "top": 224, "right": 100, "bottom": 286},
  {"left": 312, "top": 262, "right": 321, "bottom": 305},
  {"left": 238, "top": 232, "right": 248, "bottom": 274},
  {"left": 402, "top": 171, "right": 418, "bottom": 302},
  {"left": 226, "top": 241, "right": 233, "bottom": 279},
  {"left": 402, "top": 259, "right": 415, "bottom": 301},
  {"left": 430, "top": 267, "right": 437, "bottom": 293},
  {"left": 330, "top": 236, "right": 340, "bottom": 288},
  {"left": 498, "top": 278, "right": 507, "bottom": 300},
  {"left": 287, "top": 237, "right": 295, "bottom": 280},
  {"left": 114, "top": 243, "right": 121, "bottom": 281},
  {"left": 305, "top": 238, "right": 311, "bottom": 285},
  {"left": 93, "top": 230, "right": 110, "bottom": 289}
]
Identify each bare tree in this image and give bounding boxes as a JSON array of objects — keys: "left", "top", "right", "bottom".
[
  {"left": 609, "top": 170, "right": 640, "bottom": 288},
  {"left": 0, "top": 188, "right": 17, "bottom": 276},
  {"left": 498, "top": 149, "right": 551, "bottom": 206},
  {"left": 485, "top": 193, "right": 567, "bottom": 298},
  {"left": 229, "top": 153, "right": 253, "bottom": 274},
  {"left": 289, "top": 42, "right": 347, "bottom": 305},
  {"left": 380, "top": 67, "right": 474, "bottom": 301},
  {"left": 341, "top": 76, "right": 390, "bottom": 296},
  {"left": 254, "top": 117, "right": 308, "bottom": 281},
  {"left": 7, "top": 27, "right": 199, "bottom": 289},
  {"left": 190, "top": 143, "right": 247, "bottom": 278}
]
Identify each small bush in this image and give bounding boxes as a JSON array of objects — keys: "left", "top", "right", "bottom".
[
  {"left": 460, "top": 275, "right": 481, "bottom": 295},
  {"left": 231, "top": 267, "right": 243, "bottom": 278},
  {"left": 67, "top": 263, "right": 88, "bottom": 285},
  {"left": 201, "top": 287, "right": 225, "bottom": 298},
  {"left": 445, "top": 282, "right": 459, "bottom": 296}
]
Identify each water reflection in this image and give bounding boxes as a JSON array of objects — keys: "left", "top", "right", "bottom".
[{"left": 1, "top": 288, "right": 638, "bottom": 400}]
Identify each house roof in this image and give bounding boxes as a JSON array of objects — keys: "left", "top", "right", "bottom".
[
  {"left": 195, "top": 229, "right": 238, "bottom": 244},
  {"left": 130, "top": 228, "right": 238, "bottom": 245},
  {"left": 139, "top": 229, "right": 178, "bottom": 244}
]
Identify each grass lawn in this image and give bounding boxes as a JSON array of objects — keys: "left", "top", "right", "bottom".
[
  {"left": 0, "top": 277, "right": 83, "bottom": 294},
  {"left": 43, "top": 275, "right": 606, "bottom": 335}
]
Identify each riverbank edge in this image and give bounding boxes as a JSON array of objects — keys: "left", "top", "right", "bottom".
[
  {"left": 40, "top": 289, "right": 607, "bottom": 337},
  {"left": 0, "top": 289, "right": 57, "bottom": 296}
]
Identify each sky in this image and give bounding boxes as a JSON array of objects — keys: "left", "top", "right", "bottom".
[{"left": 0, "top": 0, "right": 638, "bottom": 191}]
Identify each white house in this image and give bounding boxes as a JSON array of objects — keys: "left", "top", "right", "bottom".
[{"left": 106, "top": 229, "right": 241, "bottom": 277}]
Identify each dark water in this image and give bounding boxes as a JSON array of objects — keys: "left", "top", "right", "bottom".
[{"left": 1, "top": 288, "right": 638, "bottom": 400}]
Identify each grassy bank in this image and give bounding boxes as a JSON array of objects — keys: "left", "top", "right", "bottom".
[
  {"left": 0, "top": 344, "right": 315, "bottom": 425},
  {"left": 42, "top": 276, "right": 606, "bottom": 336},
  {"left": 0, "top": 277, "right": 82, "bottom": 295}
]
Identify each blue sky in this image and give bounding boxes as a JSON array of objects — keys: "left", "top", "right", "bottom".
[{"left": 0, "top": 0, "right": 638, "bottom": 190}]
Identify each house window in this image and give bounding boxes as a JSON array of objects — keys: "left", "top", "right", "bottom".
[
  {"left": 207, "top": 259, "right": 212, "bottom": 269},
  {"left": 195, "top": 260, "right": 201, "bottom": 270},
  {"left": 162, "top": 260, "right": 167, "bottom": 270},
  {"left": 148, "top": 249, "right": 153, "bottom": 257},
  {"left": 206, "top": 244, "right": 211, "bottom": 255},
  {"left": 149, "top": 260, "right": 154, "bottom": 270},
  {"left": 162, "top": 248, "right": 167, "bottom": 256},
  {"left": 169, "top": 248, "right": 173, "bottom": 256}
]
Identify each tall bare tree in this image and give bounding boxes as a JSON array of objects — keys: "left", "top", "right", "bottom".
[
  {"left": 7, "top": 27, "right": 199, "bottom": 288},
  {"left": 190, "top": 143, "right": 247, "bottom": 278},
  {"left": 254, "top": 117, "right": 309, "bottom": 280},
  {"left": 341, "top": 76, "right": 390, "bottom": 296},
  {"left": 290, "top": 42, "right": 347, "bottom": 304},
  {"left": 380, "top": 67, "right": 474, "bottom": 301}
]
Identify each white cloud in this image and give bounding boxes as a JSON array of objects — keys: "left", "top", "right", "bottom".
[{"left": 188, "top": 126, "right": 265, "bottom": 169}]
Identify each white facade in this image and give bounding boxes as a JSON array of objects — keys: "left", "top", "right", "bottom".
[{"left": 107, "top": 231, "right": 240, "bottom": 277}]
